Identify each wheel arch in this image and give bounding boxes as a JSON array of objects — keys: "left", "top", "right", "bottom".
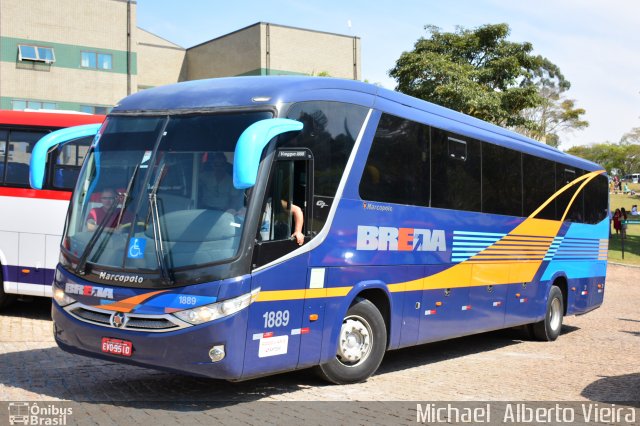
[
  {"left": 353, "top": 288, "right": 391, "bottom": 348},
  {"left": 320, "top": 281, "right": 393, "bottom": 363}
]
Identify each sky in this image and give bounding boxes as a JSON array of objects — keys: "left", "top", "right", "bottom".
[{"left": 137, "top": 0, "right": 640, "bottom": 149}]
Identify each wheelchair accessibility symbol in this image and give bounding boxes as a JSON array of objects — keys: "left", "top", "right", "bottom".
[{"left": 128, "top": 238, "right": 146, "bottom": 259}]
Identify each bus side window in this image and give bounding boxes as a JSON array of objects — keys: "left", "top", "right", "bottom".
[
  {"left": 5, "top": 130, "right": 47, "bottom": 186},
  {"left": 48, "top": 135, "right": 93, "bottom": 190},
  {"left": 283, "top": 101, "right": 369, "bottom": 233},
  {"left": 0, "top": 129, "right": 7, "bottom": 183}
]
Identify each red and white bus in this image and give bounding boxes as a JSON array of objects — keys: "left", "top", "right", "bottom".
[{"left": 0, "top": 110, "right": 104, "bottom": 309}]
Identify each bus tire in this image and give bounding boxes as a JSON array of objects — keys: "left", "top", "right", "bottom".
[
  {"left": 0, "top": 268, "right": 16, "bottom": 311},
  {"left": 530, "top": 285, "right": 563, "bottom": 341},
  {"left": 317, "top": 298, "right": 386, "bottom": 384}
]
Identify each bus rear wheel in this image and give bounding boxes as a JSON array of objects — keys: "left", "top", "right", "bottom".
[
  {"left": 317, "top": 298, "right": 386, "bottom": 384},
  {"left": 530, "top": 285, "right": 563, "bottom": 341}
]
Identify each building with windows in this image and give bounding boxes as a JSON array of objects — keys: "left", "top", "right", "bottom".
[{"left": 0, "top": 0, "right": 361, "bottom": 113}]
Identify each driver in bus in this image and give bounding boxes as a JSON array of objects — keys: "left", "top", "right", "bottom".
[{"left": 86, "top": 188, "right": 129, "bottom": 231}]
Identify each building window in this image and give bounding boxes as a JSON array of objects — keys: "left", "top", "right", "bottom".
[
  {"left": 80, "top": 105, "right": 110, "bottom": 115},
  {"left": 81, "top": 52, "right": 112, "bottom": 70},
  {"left": 98, "top": 53, "right": 113, "bottom": 70},
  {"left": 11, "top": 99, "right": 57, "bottom": 111},
  {"left": 18, "top": 44, "right": 56, "bottom": 63}
]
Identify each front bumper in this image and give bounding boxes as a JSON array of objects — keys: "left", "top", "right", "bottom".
[{"left": 52, "top": 301, "right": 249, "bottom": 380}]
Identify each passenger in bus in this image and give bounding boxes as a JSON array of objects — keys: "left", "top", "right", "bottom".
[
  {"left": 199, "top": 152, "right": 244, "bottom": 215},
  {"left": 259, "top": 198, "right": 305, "bottom": 246},
  {"left": 278, "top": 199, "right": 304, "bottom": 246},
  {"left": 86, "top": 188, "right": 127, "bottom": 231}
]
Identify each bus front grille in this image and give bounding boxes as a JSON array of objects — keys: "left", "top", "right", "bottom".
[
  {"left": 65, "top": 304, "right": 190, "bottom": 332},
  {"left": 125, "top": 317, "right": 179, "bottom": 330},
  {"left": 70, "top": 307, "right": 111, "bottom": 325}
]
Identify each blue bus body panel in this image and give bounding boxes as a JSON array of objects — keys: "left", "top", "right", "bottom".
[{"left": 242, "top": 254, "right": 309, "bottom": 379}]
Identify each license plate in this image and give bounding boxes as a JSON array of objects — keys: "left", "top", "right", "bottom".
[{"left": 101, "top": 337, "right": 133, "bottom": 357}]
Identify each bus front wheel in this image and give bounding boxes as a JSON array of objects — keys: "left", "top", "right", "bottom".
[
  {"left": 530, "top": 285, "right": 563, "bottom": 341},
  {"left": 317, "top": 298, "right": 386, "bottom": 384}
]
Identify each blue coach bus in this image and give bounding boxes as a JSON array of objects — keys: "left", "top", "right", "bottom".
[{"left": 37, "top": 77, "right": 609, "bottom": 383}]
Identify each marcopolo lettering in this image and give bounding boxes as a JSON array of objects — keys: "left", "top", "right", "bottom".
[
  {"left": 98, "top": 271, "right": 144, "bottom": 284},
  {"left": 65, "top": 283, "right": 114, "bottom": 299},
  {"left": 357, "top": 226, "right": 446, "bottom": 252}
]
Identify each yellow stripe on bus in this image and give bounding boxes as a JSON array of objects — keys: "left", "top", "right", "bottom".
[{"left": 256, "top": 286, "right": 352, "bottom": 302}]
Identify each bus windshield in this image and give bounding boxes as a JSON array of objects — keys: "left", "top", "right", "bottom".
[{"left": 63, "top": 111, "right": 272, "bottom": 275}]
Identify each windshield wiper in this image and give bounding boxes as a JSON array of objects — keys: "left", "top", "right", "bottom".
[
  {"left": 75, "top": 162, "right": 142, "bottom": 275},
  {"left": 147, "top": 162, "right": 173, "bottom": 285}
]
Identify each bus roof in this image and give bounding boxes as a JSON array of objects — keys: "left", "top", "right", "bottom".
[
  {"left": 113, "top": 76, "right": 602, "bottom": 172},
  {"left": 0, "top": 110, "right": 105, "bottom": 128}
]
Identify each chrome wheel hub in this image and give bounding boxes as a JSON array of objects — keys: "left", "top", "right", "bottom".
[
  {"left": 337, "top": 315, "right": 372, "bottom": 366},
  {"left": 550, "top": 298, "right": 562, "bottom": 331}
]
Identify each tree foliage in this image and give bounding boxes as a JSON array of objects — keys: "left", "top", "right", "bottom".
[
  {"left": 620, "top": 127, "right": 640, "bottom": 145},
  {"left": 389, "top": 23, "right": 587, "bottom": 143},
  {"left": 566, "top": 142, "right": 640, "bottom": 175},
  {"left": 517, "top": 87, "right": 589, "bottom": 147}
]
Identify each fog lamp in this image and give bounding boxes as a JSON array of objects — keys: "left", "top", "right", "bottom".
[{"left": 209, "top": 345, "right": 225, "bottom": 362}]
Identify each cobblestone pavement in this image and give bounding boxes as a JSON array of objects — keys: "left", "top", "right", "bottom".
[{"left": 0, "top": 264, "right": 638, "bottom": 425}]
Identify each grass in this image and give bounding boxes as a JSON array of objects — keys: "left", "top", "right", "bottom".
[{"left": 608, "top": 182, "right": 640, "bottom": 266}]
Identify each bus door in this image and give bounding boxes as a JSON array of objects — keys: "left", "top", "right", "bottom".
[{"left": 243, "top": 149, "right": 314, "bottom": 377}]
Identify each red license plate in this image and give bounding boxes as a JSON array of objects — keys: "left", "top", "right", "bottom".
[{"left": 101, "top": 337, "right": 133, "bottom": 357}]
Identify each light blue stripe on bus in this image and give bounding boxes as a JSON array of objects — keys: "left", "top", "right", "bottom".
[
  {"left": 452, "top": 237, "right": 502, "bottom": 242},
  {"left": 451, "top": 252, "right": 482, "bottom": 257},
  {"left": 452, "top": 242, "right": 495, "bottom": 247}
]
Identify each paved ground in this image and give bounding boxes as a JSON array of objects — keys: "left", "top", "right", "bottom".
[{"left": 0, "top": 264, "right": 638, "bottom": 425}]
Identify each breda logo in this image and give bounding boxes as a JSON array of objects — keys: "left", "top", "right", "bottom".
[
  {"left": 65, "top": 283, "right": 114, "bottom": 299},
  {"left": 356, "top": 226, "right": 446, "bottom": 252}
]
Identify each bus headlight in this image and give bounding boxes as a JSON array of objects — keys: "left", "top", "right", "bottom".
[
  {"left": 53, "top": 288, "right": 76, "bottom": 307},
  {"left": 173, "top": 287, "right": 260, "bottom": 325}
]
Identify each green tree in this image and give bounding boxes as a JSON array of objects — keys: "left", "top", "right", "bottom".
[
  {"left": 518, "top": 87, "right": 589, "bottom": 147},
  {"left": 566, "top": 143, "right": 640, "bottom": 175},
  {"left": 620, "top": 127, "right": 640, "bottom": 145},
  {"left": 389, "top": 23, "right": 585, "bottom": 140}
]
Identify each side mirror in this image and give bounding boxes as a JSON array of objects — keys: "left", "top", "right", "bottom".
[
  {"left": 30, "top": 123, "right": 101, "bottom": 189},
  {"left": 233, "top": 118, "right": 303, "bottom": 189}
]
